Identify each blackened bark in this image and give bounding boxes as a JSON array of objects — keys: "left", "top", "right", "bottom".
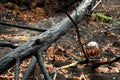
[{"left": 0, "top": 0, "right": 94, "bottom": 74}]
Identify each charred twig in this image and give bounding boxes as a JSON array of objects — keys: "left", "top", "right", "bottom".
[
  {"left": 64, "top": 11, "right": 89, "bottom": 61},
  {"left": 35, "top": 49, "right": 52, "bottom": 80},
  {"left": 77, "top": 57, "right": 120, "bottom": 68},
  {"left": 22, "top": 56, "right": 37, "bottom": 80},
  {"left": 15, "top": 54, "right": 20, "bottom": 80},
  {"left": 0, "top": 21, "right": 47, "bottom": 32},
  {"left": 50, "top": 57, "right": 120, "bottom": 75},
  {"left": 93, "top": 57, "right": 120, "bottom": 68},
  {"left": 0, "top": 42, "right": 17, "bottom": 49}
]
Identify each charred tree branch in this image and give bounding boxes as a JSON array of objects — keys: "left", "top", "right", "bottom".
[
  {"left": 0, "top": 0, "right": 94, "bottom": 77},
  {"left": 21, "top": 56, "right": 37, "bottom": 80},
  {"left": 64, "top": 11, "right": 89, "bottom": 61},
  {"left": 50, "top": 57, "right": 120, "bottom": 75},
  {"left": 15, "top": 54, "right": 20, "bottom": 80},
  {"left": 0, "top": 21, "right": 47, "bottom": 32},
  {"left": 35, "top": 50, "right": 52, "bottom": 80},
  {"left": 0, "top": 42, "right": 17, "bottom": 49},
  {"left": 92, "top": 57, "right": 120, "bottom": 68}
]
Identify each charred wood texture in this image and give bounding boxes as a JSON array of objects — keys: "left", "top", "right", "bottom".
[
  {"left": 0, "top": 0, "right": 94, "bottom": 77},
  {"left": 21, "top": 56, "right": 37, "bottom": 80}
]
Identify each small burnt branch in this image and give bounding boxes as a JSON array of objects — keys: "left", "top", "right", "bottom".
[
  {"left": 50, "top": 57, "right": 120, "bottom": 75},
  {"left": 21, "top": 56, "right": 37, "bottom": 80},
  {"left": 0, "top": 21, "right": 47, "bottom": 32},
  {"left": 0, "top": 42, "right": 17, "bottom": 49},
  {"left": 92, "top": 57, "right": 120, "bottom": 68},
  {"left": 15, "top": 54, "right": 20, "bottom": 80},
  {"left": 77, "top": 57, "right": 120, "bottom": 68},
  {"left": 64, "top": 11, "right": 89, "bottom": 61},
  {"left": 34, "top": 49, "right": 52, "bottom": 80}
]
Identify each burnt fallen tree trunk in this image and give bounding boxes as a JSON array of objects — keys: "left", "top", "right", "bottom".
[{"left": 0, "top": 0, "right": 94, "bottom": 75}]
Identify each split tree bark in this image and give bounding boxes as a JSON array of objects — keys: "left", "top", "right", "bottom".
[{"left": 0, "top": 0, "right": 94, "bottom": 76}]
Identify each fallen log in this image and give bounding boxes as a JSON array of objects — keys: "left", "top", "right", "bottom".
[{"left": 0, "top": 0, "right": 94, "bottom": 75}]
